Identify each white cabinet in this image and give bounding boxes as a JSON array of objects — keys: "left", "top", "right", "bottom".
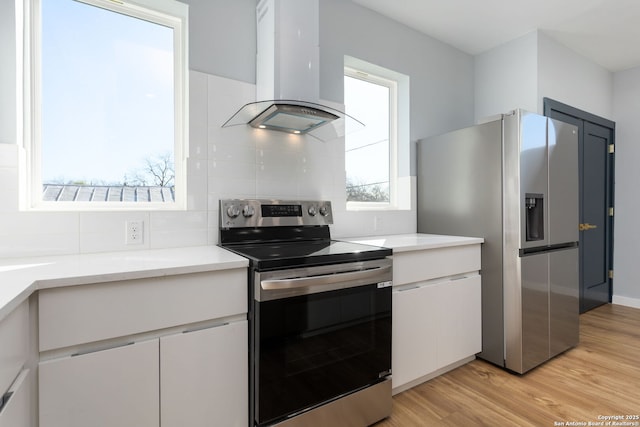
[
  {"left": 160, "top": 320, "right": 248, "bottom": 427},
  {"left": 392, "top": 284, "right": 439, "bottom": 386},
  {"left": 437, "top": 275, "right": 482, "bottom": 367},
  {"left": 38, "top": 269, "right": 245, "bottom": 352},
  {"left": 0, "top": 301, "right": 31, "bottom": 427},
  {"left": 391, "top": 243, "right": 482, "bottom": 393},
  {"left": 0, "top": 301, "right": 29, "bottom": 400},
  {"left": 38, "top": 269, "right": 248, "bottom": 427},
  {"left": 0, "top": 370, "right": 31, "bottom": 427},
  {"left": 39, "top": 340, "right": 159, "bottom": 427}
]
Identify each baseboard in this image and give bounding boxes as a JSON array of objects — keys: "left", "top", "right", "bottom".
[{"left": 612, "top": 295, "right": 640, "bottom": 309}]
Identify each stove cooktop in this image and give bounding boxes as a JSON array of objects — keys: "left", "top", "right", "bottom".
[
  {"left": 218, "top": 199, "right": 391, "bottom": 270},
  {"left": 222, "top": 239, "right": 392, "bottom": 270}
]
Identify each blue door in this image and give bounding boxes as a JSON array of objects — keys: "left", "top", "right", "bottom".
[{"left": 544, "top": 98, "right": 615, "bottom": 313}]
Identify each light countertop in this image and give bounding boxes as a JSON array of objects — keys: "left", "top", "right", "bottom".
[
  {"left": 1, "top": 233, "right": 483, "bottom": 322},
  {"left": 344, "top": 233, "right": 484, "bottom": 253},
  {"left": 0, "top": 246, "right": 248, "bottom": 322}
]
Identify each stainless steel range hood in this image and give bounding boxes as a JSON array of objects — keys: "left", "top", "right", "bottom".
[{"left": 222, "top": 0, "right": 363, "bottom": 141}]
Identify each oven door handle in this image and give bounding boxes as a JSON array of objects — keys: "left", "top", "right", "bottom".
[{"left": 261, "top": 265, "right": 392, "bottom": 291}]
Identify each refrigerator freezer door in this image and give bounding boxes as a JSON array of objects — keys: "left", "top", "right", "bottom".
[
  {"left": 506, "top": 252, "right": 549, "bottom": 374},
  {"left": 507, "top": 247, "right": 579, "bottom": 374},
  {"left": 548, "top": 118, "right": 579, "bottom": 246},
  {"left": 550, "top": 247, "right": 579, "bottom": 357}
]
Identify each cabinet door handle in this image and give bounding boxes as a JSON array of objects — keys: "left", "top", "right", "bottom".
[
  {"left": 0, "top": 391, "right": 13, "bottom": 413},
  {"left": 396, "top": 285, "right": 420, "bottom": 292},
  {"left": 71, "top": 341, "right": 134, "bottom": 357},
  {"left": 183, "top": 322, "right": 229, "bottom": 334}
]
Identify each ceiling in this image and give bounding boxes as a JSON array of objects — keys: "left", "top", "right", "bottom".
[{"left": 351, "top": 0, "right": 640, "bottom": 72}]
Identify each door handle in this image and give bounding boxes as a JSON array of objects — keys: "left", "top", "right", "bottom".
[
  {"left": 579, "top": 223, "right": 598, "bottom": 231},
  {"left": 261, "top": 265, "right": 392, "bottom": 290}
]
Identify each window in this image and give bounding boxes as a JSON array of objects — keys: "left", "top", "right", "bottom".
[
  {"left": 344, "top": 67, "right": 397, "bottom": 207},
  {"left": 24, "top": 0, "right": 188, "bottom": 209}
]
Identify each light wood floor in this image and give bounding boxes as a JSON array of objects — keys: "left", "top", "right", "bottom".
[{"left": 376, "top": 303, "right": 640, "bottom": 426}]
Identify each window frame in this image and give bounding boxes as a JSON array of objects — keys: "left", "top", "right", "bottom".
[
  {"left": 344, "top": 66, "right": 399, "bottom": 210},
  {"left": 22, "top": 0, "right": 189, "bottom": 211}
]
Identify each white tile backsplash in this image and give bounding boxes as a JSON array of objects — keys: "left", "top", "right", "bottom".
[
  {"left": 186, "top": 157, "right": 208, "bottom": 211},
  {"left": 0, "top": 70, "right": 416, "bottom": 259},
  {"left": 0, "top": 167, "right": 19, "bottom": 213},
  {"left": 0, "top": 143, "right": 18, "bottom": 168},
  {"left": 149, "top": 210, "right": 208, "bottom": 248},
  {"left": 188, "top": 71, "right": 209, "bottom": 160},
  {"left": 79, "top": 212, "right": 150, "bottom": 253},
  {"left": 0, "top": 232, "right": 80, "bottom": 258},
  {"left": 0, "top": 212, "right": 80, "bottom": 257}
]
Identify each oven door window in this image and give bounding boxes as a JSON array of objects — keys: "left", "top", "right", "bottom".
[{"left": 255, "top": 283, "right": 391, "bottom": 425}]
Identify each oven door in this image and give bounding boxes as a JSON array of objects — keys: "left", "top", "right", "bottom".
[{"left": 252, "top": 258, "right": 392, "bottom": 426}]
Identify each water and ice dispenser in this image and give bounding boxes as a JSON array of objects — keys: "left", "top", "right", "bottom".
[{"left": 525, "top": 193, "right": 544, "bottom": 241}]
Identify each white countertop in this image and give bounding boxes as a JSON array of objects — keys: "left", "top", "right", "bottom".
[
  {"left": 344, "top": 233, "right": 484, "bottom": 253},
  {"left": 0, "top": 246, "right": 248, "bottom": 322},
  {"left": 1, "top": 234, "right": 483, "bottom": 322}
]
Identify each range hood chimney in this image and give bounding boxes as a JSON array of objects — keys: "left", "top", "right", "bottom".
[{"left": 222, "top": 0, "right": 363, "bottom": 141}]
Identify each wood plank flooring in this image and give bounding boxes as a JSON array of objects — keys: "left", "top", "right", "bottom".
[{"left": 376, "top": 303, "right": 640, "bottom": 426}]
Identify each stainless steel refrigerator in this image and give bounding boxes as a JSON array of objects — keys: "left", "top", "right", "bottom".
[{"left": 417, "top": 109, "right": 579, "bottom": 374}]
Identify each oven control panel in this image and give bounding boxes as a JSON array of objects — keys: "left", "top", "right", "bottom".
[{"left": 220, "top": 199, "right": 333, "bottom": 228}]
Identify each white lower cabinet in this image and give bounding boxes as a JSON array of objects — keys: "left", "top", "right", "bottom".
[
  {"left": 37, "top": 270, "right": 248, "bottom": 427},
  {"left": 0, "top": 301, "right": 29, "bottom": 405},
  {"left": 38, "top": 320, "right": 249, "bottom": 427},
  {"left": 392, "top": 284, "right": 440, "bottom": 387},
  {"left": 392, "top": 274, "right": 481, "bottom": 391},
  {"left": 39, "top": 340, "right": 160, "bottom": 427},
  {"left": 160, "top": 320, "right": 248, "bottom": 427},
  {"left": 0, "top": 300, "right": 32, "bottom": 427},
  {"left": 0, "top": 370, "right": 31, "bottom": 427},
  {"left": 437, "top": 275, "right": 482, "bottom": 367}
]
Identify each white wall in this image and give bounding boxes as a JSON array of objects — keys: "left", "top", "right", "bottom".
[
  {"left": 0, "top": 0, "right": 17, "bottom": 145},
  {"left": 612, "top": 66, "right": 640, "bottom": 306},
  {"left": 474, "top": 31, "right": 613, "bottom": 121},
  {"left": 183, "top": 0, "right": 256, "bottom": 84},
  {"left": 537, "top": 32, "right": 613, "bottom": 119},
  {"left": 0, "top": 0, "right": 475, "bottom": 257},
  {"left": 474, "top": 32, "right": 538, "bottom": 120}
]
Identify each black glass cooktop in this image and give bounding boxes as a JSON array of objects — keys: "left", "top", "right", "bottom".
[{"left": 223, "top": 239, "right": 392, "bottom": 270}]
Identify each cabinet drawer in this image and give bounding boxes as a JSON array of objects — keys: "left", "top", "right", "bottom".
[
  {"left": 39, "top": 269, "right": 247, "bottom": 351},
  {"left": 0, "top": 369, "right": 31, "bottom": 427},
  {"left": 0, "top": 302, "right": 29, "bottom": 396},
  {"left": 393, "top": 244, "right": 481, "bottom": 286}
]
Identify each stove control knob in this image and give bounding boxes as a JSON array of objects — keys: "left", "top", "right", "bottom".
[
  {"left": 242, "top": 205, "right": 255, "bottom": 218},
  {"left": 319, "top": 205, "right": 329, "bottom": 217},
  {"left": 307, "top": 205, "right": 317, "bottom": 216},
  {"left": 226, "top": 205, "right": 240, "bottom": 218}
]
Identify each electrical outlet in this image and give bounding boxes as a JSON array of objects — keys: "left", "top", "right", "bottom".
[{"left": 126, "top": 220, "right": 144, "bottom": 245}]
